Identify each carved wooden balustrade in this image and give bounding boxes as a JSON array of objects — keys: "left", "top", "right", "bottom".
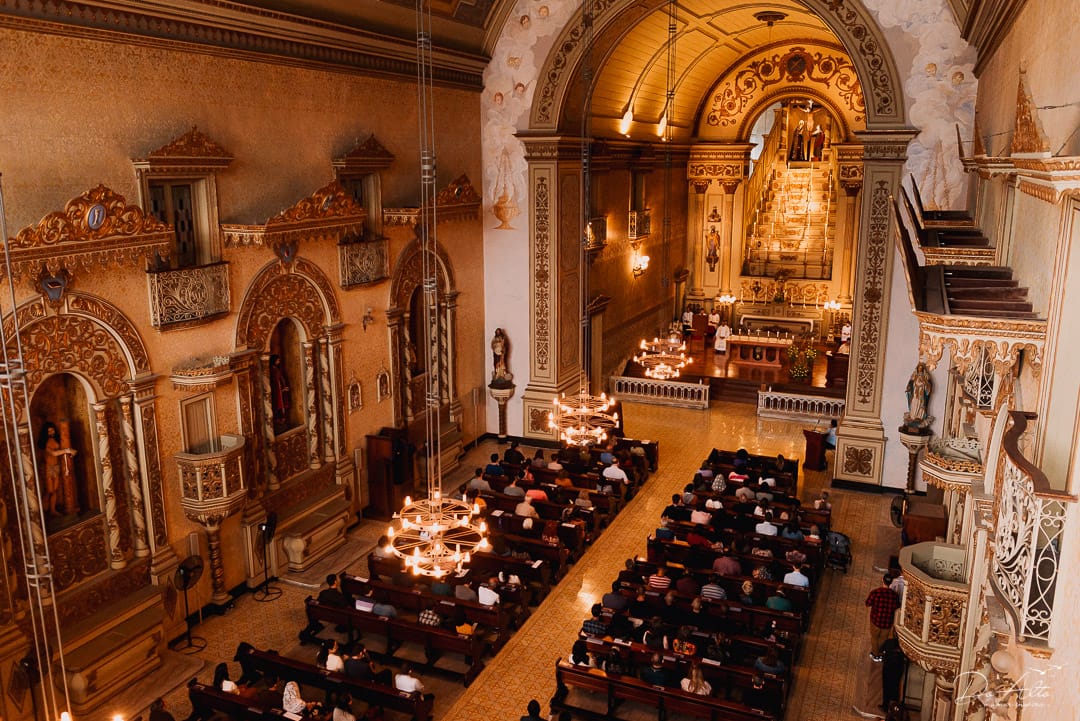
[
  {"left": 610, "top": 375, "right": 709, "bottom": 409},
  {"left": 896, "top": 541, "right": 968, "bottom": 679},
  {"left": 176, "top": 434, "right": 247, "bottom": 524},
  {"left": 147, "top": 261, "right": 231, "bottom": 328},
  {"left": 990, "top": 412, "right": 1074, "bottom": 645},
  {"left": 757, "top": 388, "right": 845, "bottom": 422}
]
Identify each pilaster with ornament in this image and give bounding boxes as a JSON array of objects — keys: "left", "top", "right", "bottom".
[
  {"left": 521, "top": 138, "right": 581, "bottom": 441},
  {"left": 834, "top": 143, "right": 864, "bottom": 304},
  {"left": 302, "top": 341, "right": 320, "bottom": 469},
  {"left": 129, "top": 376, "right": 179, "bottom": 584},
  {"left": 444, "top": 291, "right": 463, "bottom": 425},
  {"left": 93, "top": 401, "right": 124, "bottom": 570},
  {"left": 834, "top": 130, "right": 916, "bottom": 486},
  {"left": 119, "top": 394, "right": 150, "bottom": 558},
  {"left": 687, "top": 145, "right": 751, "bottom": 302}
]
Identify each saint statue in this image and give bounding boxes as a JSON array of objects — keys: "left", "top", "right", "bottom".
[
  {"left": 810, "top": 124, "right": 826, "bottom": 161},
  {"left": 789, "top": 120, "right": 806, "bottom": 162},
  {"left": 491, "top": 328, "right": 513, "bottom": 384},
  {"left": 269, "top": 354, "right": 291, "bottom": 428},
  {"left": 903, "top": 362, "right": 934, "bottom": 433},
  {"left": 38, "top": 420, "right": 77, "bottom": 516}
]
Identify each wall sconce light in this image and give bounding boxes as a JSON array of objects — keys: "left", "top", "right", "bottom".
[
  {"left": 619, "top": 106, "right": 634, "bottom": 136},
  {"left": 632, "top": 251, "right": 650, "bottom": 277},
  {"left": 361, "top": 307, "right": 375, "bottom": 331}
]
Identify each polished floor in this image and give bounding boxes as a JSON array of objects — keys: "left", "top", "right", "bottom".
[{"left": 139, "top": 400, "right": 904, "bottom": 721}]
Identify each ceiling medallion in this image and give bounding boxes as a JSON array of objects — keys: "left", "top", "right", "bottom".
[{"left": 753, "top": 11, "right": 787, "bottom": 26}]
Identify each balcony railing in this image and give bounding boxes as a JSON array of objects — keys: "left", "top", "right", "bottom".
[
  {"left": 990, "top": 412, "right": 1074, "bottom": 644},
  {"left": 147, "top": 261, "right": 231, "bottom": 328},
  {"left": 921, "top": 436, "right": 983, "bottom": 493},
  {"left": 176, "top": 434, "right": 247, "bottom": 524},
  {"left": 628, "top": 209, "right": 651, "bottom": 240},
  {"left": 896, "top": 542, "right": 968, "bottom": 676},
  {"left": 757, "top": 388, "right": 844, "bottom": 422},
  {"left": 338, "top": 237, "right": 389, "bottom": 288}
]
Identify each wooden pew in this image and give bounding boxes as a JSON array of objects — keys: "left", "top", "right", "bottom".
[
  {"left": 188, "top": 682, "right": 285, "bottom": 721},
  {"left": 552, "top": 659, "right": 778, "bottom": 721},
  {"left": 304, "top": 599, "right": 489, "bottom": 686},
  {"left": 234, "top": 646, "right": 433, "bottom": 721},
  {"left": 340, "top": 575, "right": 521, "bottom": 650}
]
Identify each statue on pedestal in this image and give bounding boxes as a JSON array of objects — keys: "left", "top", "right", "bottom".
[
  {"left": 490, "top": 328, "right": 513, "bottom": 386},
  {"left": 902, "top": 362, "right": 934, "bottom": 433}
]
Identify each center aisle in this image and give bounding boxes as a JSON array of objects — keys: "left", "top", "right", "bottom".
[{"left": 442, "top": 401, "right": 812, "bottom": 721}]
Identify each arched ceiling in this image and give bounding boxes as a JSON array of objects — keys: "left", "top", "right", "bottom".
[{"left": 587, "top": 1, "right": 844, "bottom": 141}]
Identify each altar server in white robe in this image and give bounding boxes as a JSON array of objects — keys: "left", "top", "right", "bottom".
[{"left": 714, "top": 323, "right": 731, "bottom": 353}]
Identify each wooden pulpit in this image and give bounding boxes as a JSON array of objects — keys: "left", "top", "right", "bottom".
[{"left": 802, "top": 429, "right": 828, "bottom": 471}]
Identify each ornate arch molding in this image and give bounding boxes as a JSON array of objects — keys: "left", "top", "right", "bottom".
[
  {"left": 2, "top": 293, "right": 149, "bottom": 413},
  {"left": 388, "top": 237, "right": 458, "bottom": 311},
  {"left": 530, "top": 0, "right": 906, "bottom": 132},
  {"left": 235, "top": 257, "right": 341, "bottom": 350},
  {"left": 694, "top": 41, "right": 865, "bottom": 141}
]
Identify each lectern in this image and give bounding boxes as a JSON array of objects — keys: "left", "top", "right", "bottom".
[{"left": 802, "top": 429, "right": 828, "bottom": 471}]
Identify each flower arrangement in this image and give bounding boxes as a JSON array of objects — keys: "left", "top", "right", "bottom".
[{"left": 787, "top": 342, "right": 818, "bottom": 381}]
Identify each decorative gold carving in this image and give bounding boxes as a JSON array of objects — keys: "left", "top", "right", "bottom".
[
  {"left": 147, "top": 261, "right": 231, "bottom": 328},
  {"left": 529, "top": 407, "right": 549, "bottom": 433},
  {"left": 236, "top": 259, "right": 339, "bottom": 350},
  {"left": 67, "top": 293, "right": 152, "bottom": 373},
  {"left": 383, "top": 175, "right": 482, "bottom": 226},
  {"left": 54, "top": 559, "right": 151, "bottom": 629},
  {"left": 707, "top": 46, "right": 864, "bottom": 127},
  {"left": 915, "top": 311, "right": 1045, "bottom": 378},
  {"left": 436, "top": 174, "right": 481, "bottom": 206},
  {"left": 7, "top": 185, "right": 172, "bottom": 279},
  {"left": 1009, "top": 69, "right": 1050, "bottom": 156},
  {"left": 271, "top": 428, "right": 310, "bottom": 482},
  {"left": 171, "top": 355, "right": 234, "bottom": 393},
  {"left": 903, "top": 579, "right": 926, "bottom": 631},
  {"left": 222, "top": 180, "right": 366, "bottom": 247},
  {"left": 738, "top": 280, "right": 831, "bottom": 305},
  {"left": 135, "top": 126, "right": 233, "bottom": 171},
  {"left": 50, "top": 516, "right": 109, "bottom": 591},
  {"left": 818, "top": 0, "right": 898, "bottom": 119},
  {"left": 260, "top": 462, "right": 336, "bottom": 517},
  {"left": 534, "top": 175, "right": 551, "bottom": 372},
  {"left": 136, "top": 399, "right": 168, "bottom": 548},
  {"left": 338, "top": 237, "right": 389, "bottom": 288},
  {"left": 854, "top": 180, "right": 890, "bottom": 405},
  {"left": 843, "top": 446, "right": 874, "bottom": 476},
  {"left": 332, "top": 133, "right": 395, "bottom": 174},
  {"left": 177, "top": 435, "right": 247, "bottom": 525}
]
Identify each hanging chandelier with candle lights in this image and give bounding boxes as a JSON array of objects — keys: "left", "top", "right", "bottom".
[
  {"left": 384, "top": 0, "right": 487, "bottom": 577},
  {"left": 633, "top": 334, "right": 692, "bottom": 380}
]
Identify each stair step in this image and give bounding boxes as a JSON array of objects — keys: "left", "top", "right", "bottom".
[
  {"left": 945, "top": 277, "right": 1018, "bottom": 288},
  {"left": 948, "top": 298, "right": 1033, "bottom": 312},
  {"left": 947, "top": 286, "right": 1028, "bottom": 300},
  {"left": 944, "top": 266, "right": 1014, "bottom": 279}
]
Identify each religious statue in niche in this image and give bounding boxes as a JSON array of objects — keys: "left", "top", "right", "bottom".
[
  {"left": 810, "top": 124, "right": 825, "bottom": 161},
  {"left": 348, "top": 381, "right": 362, "bottom": 414},
  {"left": 490, "top": 328, "right": 514, "bottom": 387},
  {"left": 269, "top": 354, "right": 291, "bottom": 432},
  {"left": 902, "top": 362, "right": 934, "bottom": 434},
  {"left": 789, "top": 120, "right": 807, "bottom": 162},
  {"left": 38, "top": 420, "right": 78, "bottom": 516},
  {"left": 376, "top": 370, "right": 391, "bottom": 402},
  {"left": 705, "top": 225, "right": 721, "bottom": 272}
]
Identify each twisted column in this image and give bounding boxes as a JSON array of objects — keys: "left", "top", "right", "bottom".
[
  {"left": 260, "top": 353, "right": 279, "bottom": 490},
  {"left": 204, "top": 518, "right": 230, "bottom": 605},
  {"left": 302, "top": 341, "right": 320, "bottom": 469},
  {"left": 319, "top": 341, "right": 334, "bottom": 463},
  {"left": 119, "top": 395, "right": 149, "bottom": 557},
  {"left": 93, "top": 401, "right": 125, "bottom": 569}
]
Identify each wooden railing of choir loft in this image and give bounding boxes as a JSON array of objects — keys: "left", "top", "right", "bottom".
[
  {"left": 743, "top": 116, "right": 784, "bottom": 241},
  {"left": 609, "top": 375, "right": 710, "bottom": 410},
  {"left": 991, "top": 411, "right": 1075, "bottom": 645}
]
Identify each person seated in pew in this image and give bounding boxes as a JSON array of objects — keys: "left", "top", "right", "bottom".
[
  {"left": 755, "top": 511, "right": 779, "bottom": 536},
  {"left": 814, "top": 490, "right": 832, "bottom": 510},
  {"left": 213, "top": 662, "right": 256, "bottom": 700},
  {"left": 780, "top": 520, "right": 805, "bottom": 542},
  {"left": 710, "top": 472, "right": 727, "bottom": 494},
  {"left": 689, "top": 505, "right": 713, "bottom": 525},
  {"left": 686, "top": 524, "right": 713, "bottom": 549},
  {"left": 569, "top": 638, "right": 596, "bottom": 667},
  {"left": 672, "top": 625, "right": 698, "bottom": 656},
  {"left": 599, "top": 440, "right": 616, "bottom": 466},
  {"left": 603, "top": 646, "right": 630, "bottom": 675},
  {"left": 783, "top": 564, "right": 810, "bottom": 588},
  {"left": 580, "top": 603, "right": 608, "bottom": 637},
  {"left": 681, "top": 483, "right": 697, "bottom": 505},
  {"left": 530, "top": 448, "right": 548, "bottom": 469},
  {"left": 485, "top": 453, "right": 506, "bottom": 477},
  {"left": 712, "top": 552, "right": 742, "bottom": 577},
  {"left": 680, "top": 662, "right": 712, "bottom": 696},
  {"left": 504, "top": 440, "right": 526, "bottom": 466},
  {"left": 253, "top": 674, "right": 284, "bottom": 709},
  {"left": 739, "top": 580, "right": 757, "bottom": 606},
  {"left": 343, "top": 643, "right": 393, "bottom": 685},
  {"left": 740, "top": 674, "right": 771, "bottom": 712},
  {"left": 515, "top": 496, "right": 540, "bottom": 519},
  {"left": 573, "top": 488, "right": 594, "bottom": 510},
  {"left": 518, "top": 465, "right": 534, "bottom": 483},
  {"left": 601, "top": 457, "right": 630, "bottom": 491},
  {"left": 547, "top": 452, "right": 564, "bottom": 472},
  {"left": 806, "top": 524, "right": 823, "bottom": 544},
  {"left": 654, "top": 520, "right": 676, "bottom": 541},
  {"left": 752, "top": 563, "right": 773, "bottom": 581},
  {"left": 431, "top": 577, "right": 453, "bottom": 596},
  {"left": 467, "top": 467, "right": 491, "bottom": 492},
  {"left": 765, "top": 588, "right": 793, "bottom": 612},
  {"left": 393, "top": 664, "right": 434, "bottom": 700},
  {"left": 640, "top": 652, "right": 676, "bottom": 687},
  {"left": 618, "top": 558, "right": 643, "bottom": 587},
  {"left": 754, "top": 649, "right": 786, "bottom": 676},
  {"left": 700, "top": 574, "right": 727, "bottom": 601},
  {"left": 662, "top": 494, "right": 692, "bottom": 523},
  {"left": 478, "top": 576, "right": 501, "bottom": 606},
  {"left": 371, "top": 537, "right": 394, "bottom": 561},
  {"left": 674, "top": 571, "right": 700, "bottom": 597},
  {"left": 317, "top": 640, "right": 345, "bottom": 672},
  {"left": 734, "top": 483, "right": 756, "bottom": 502},
  {"left": 607, "top": 611, "right": 635, "bottom": 642},
  {"left": 282, "top": 681, "right": 319, "bottom": 716},
  {"left": 752, "top": 498, "right": 769, "bottom": 518},
  {"left": 602, "top": 580, "right": 629, "bottom": 612},
  {"left": 455, "top": 582, "right": 478, "bottom": 602},
  {"left": 525, "top": 485, "right": 548, "bottom": 503},
  {"left": 554, "top": 469, "right": 574, "bottom": 489},
  {"left": 641, "top": 616, "right": 671, "bottom": 650},
  {"left": 503, "top": 476, "right": 526, "bottom": 498},
  {"left": 646, "top": 565, "right": 671, "bottom": 590},
  {"left": 418, "top": 603, "right": 443, "bottom": 627},
  {"left": 704, "top": 632, "right": 732, "bottom": 664},
  {"left": 332, "top": 693, "right": 355, "bottom": 721}
]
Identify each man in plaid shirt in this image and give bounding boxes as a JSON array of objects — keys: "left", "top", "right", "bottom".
[
  {"left": 865, "top": 574, "right": 901, "bottom": 660},
  {"left": 580, "top": 603, "right": 608, "bottom": 637},
  {"left": 418, "top": 605, "right": 443, "bottom": 627}
]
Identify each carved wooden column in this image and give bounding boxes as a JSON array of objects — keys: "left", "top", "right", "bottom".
[
  {"left": 119, "top": 395, "right": 150, "bottom": 557},
  {"left": 386, "top": 308, "right": 407, "bottom": 428},
  {"left": 92, "top": 401, "right": 124, "bottom": 570},
  {"left": 203, "top": 517, "right": 231, "bottom": 605},
  {"left": 686, "top": 178, "right": 710, "bottom": 305},
  {"left": 259, "top": 353, "right": 279, "bottom": 490},
  {"left": 521, "top": 136, "right": 582, "bottom": 441},
  {"left": 129, "top": 377, "right": 179, "bottom": 582},
  {"left": 325, "top": 324, "right": 352, "bottom": 487},
  {"left": 835, "top": 130, "right": 917, "bottom": 488},
  {"left": 302, "top": 341, "right": 320, "bottom": 469},
  {"left": 319, "top": 340, "right": 334, "bottom": 463},
  {"left": 444, "top": 291, "right": 462, "bottom": 424}
]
